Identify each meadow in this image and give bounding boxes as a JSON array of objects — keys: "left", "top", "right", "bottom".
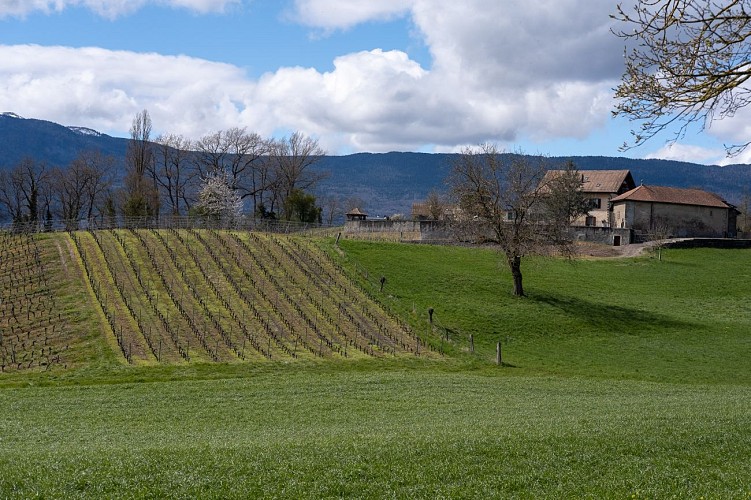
[{"left": 1, "top": 233, "right": 750, "bottom": 498}]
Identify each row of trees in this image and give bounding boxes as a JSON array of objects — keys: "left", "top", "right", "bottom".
[
  {"left": 122, "top": 110, "right": 328, "bottom": 222},
  {"left": 0, "top": 110, "right": 330, "bottom": 227},
  {"left": 0, "top": 152, "right": 115, "bottom": 229}
]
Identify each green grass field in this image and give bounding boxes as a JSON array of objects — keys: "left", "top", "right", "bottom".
[{"left": 1, "top": 234, "right": 751, "bottom": 498}]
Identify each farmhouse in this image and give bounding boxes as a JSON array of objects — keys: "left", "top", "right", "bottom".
[
  {"left": 344, "top": 169, "right": 739, "bottom": 245},
  {"left": 610, "top": 185, "right": 739, "bottom": 238},
  {"left": 543, "top": 169, "right": 636, "bottom": 227}
]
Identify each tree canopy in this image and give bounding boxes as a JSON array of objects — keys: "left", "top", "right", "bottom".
[
  {"left": 448, "top": 146, "right": 587, "bottom": 296},
  {"left": 613, "top": 0, "right": 751, "bottom": 154}
]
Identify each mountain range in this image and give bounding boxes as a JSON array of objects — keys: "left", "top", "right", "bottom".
[{"left": 2, "top": 112, "right": 750, "bottom": 216}]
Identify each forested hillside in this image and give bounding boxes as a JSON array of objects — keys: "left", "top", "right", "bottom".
[{"left": 2, "top": 113, "right": 750, "bottom": 218}]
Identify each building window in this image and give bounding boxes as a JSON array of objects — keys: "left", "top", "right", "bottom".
[
  {"left": 588, "top": 198, "right": 601, "bottom": 209},
  {"left": 585, "top": 216, "right": 597, "bottom": 226}
]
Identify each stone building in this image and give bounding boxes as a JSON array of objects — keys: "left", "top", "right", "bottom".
[
  {"left": 543, "top": 169, "right": 636, "bottom": 227},
  {"left": 610, "top": 185, "right": 738, "bottom": 238}
]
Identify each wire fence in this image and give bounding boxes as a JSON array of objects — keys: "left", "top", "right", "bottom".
[
  {"left": 0, "top": 215, "right": 342, "bottom": 236},
  {"left": 340, "top": 250, "right": 511, "bottom": 364}
]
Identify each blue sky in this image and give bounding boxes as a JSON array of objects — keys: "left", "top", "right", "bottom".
[{"left": 0, "top": 1, "right": 743, "bottom": 163}]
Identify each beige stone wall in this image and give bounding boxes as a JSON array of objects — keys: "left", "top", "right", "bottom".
[
  {"left": 573, "top": 191, "right": 615, "bottom": 226},
  {"left": 612, "top": 203, "right": 629, "bottom": 229},
  {"left": 621, "top": 201, "right": 729, "bottom": 237},
  {"left": 343, "top": 220, "right": 452, "bottom": 241}
]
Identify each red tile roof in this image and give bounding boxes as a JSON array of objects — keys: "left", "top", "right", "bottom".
[
  {"left": 610, "top": 185, "right": 730, "bottom": 208},
  {"left": 543, "top": 169, "right": 634, "bottom": 193}
]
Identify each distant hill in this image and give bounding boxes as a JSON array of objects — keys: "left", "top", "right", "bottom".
[
  {"left": 0, "top": 112, "right": 127, "bottom": 168},
  {"left": 2, "top": 113, "right": 750, "bottom": 216},
  {"left": 316, "top": 153, "right": 751, "bottom": 216}
]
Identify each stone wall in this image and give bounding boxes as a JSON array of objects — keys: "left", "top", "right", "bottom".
[
  {"left": 614, "top": 201, "right": 731, "bottom": 238},
  {"left": 569, "top": 226, "right": 633, "bottom": 246},
  {"left": 344, "top": 220, "right": 452, "bottom": 241},
  {"left": 345, "top": 220, "right": 635, "bottom": 246},
  {"left": 663, "top": 238, "right": 751, "bottom": 249}
]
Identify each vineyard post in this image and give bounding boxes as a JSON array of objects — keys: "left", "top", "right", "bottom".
[
  {"left": 496, "top": 341, "right": 502, "bottom": 366},
  {"left": 470, "top": 334, "right": 474, "bottom": 354}
]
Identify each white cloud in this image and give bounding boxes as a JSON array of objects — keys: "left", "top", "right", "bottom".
[
  {"left": 0, "top": 2, "right": 634, "bottom": 153},
  {"left": 285, "top": 0, "right": 623, "bottom": 149},
  {"left": 291, "top": 0, "right": 412, "bottom": 31},
  {"left": 644, "top": 143, "right": 726, "bottom": 165},
  {"left": 0, "top": 45, "right": 251, "bottom": 137},
  {"left": 0, "top": 0, "right": 239, "bottom": 18}
]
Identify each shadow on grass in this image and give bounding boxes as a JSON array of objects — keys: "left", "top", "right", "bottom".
[{"left": 529, "top": 292, "right": 696, "bottom": 334}]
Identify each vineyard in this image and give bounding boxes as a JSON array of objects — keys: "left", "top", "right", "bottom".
[
  {"left": 59, "top": 228, "right": 424, "bottom": 365},
  {"left": 0, "top": 232, "right": 70, "bottom": 372}
]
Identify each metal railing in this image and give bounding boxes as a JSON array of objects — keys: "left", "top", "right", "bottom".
[{"left": 0, "top": 215, "right": 341, "bottom": 236}]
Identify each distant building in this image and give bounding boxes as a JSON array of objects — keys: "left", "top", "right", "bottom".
[
  {"left": 610, "top": 185, "right": 738, "bottom": 238},
  {"left": 543, "top": 169, "right": 636, "bottom": 227},
  {"left": 411, "top": 202, "right": 430, "bottom": 220},
  {"left": 345, "top": 208, "right": 368, "bottom": 221}
]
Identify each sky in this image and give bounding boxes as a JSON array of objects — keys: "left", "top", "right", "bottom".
[{"left": 0, "top": 0, "right": 747, "bottom": 164}]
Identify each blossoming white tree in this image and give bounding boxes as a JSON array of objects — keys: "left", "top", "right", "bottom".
[{"left": 194, "top": 171, "right": 243, "bottom": 221}]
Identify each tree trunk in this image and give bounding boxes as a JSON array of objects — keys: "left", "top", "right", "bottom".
[{"left": 507, "top": 254, "right": 525, "bottom": 296}]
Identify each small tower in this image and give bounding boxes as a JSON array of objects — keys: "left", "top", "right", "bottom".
[{"left": 345, "top": 208, "right": 368, "bottom": 221}]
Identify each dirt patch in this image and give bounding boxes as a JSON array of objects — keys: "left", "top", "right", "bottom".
[
  {"left": 55, "top": 240, "right": 70, "bottom": 278},
  {"left": 576, "top": 241, "right": 654, "bottom": 259}
]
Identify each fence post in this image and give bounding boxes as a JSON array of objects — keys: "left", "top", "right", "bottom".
[{"left": 496, "top": 341, "right": 502, "bottom": 365}]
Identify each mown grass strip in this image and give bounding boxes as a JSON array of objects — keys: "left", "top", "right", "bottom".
[{"left": 1, "top": 370, "right": 749, "bottom": 498}]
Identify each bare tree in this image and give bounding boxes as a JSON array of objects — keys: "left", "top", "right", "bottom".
[
  {"left": 0, "top": 158, "right": 49, "bottom": 226},
  {"left": 79, "top": 150, "right": 115, "bottom": 220},
  {"left": 50, "top": 151, "right": 114, "bottom": 228},
  {"left": 193, "top": 127, "right": 269, "bottom": 212},
  {"left": 425, "top": 189, "right": 448, "bottom": 220},
  {"left": 150, "top": 134, "right": 197, "bottom": 216},
  {"left": 448, "top": 146, "right": 588, "bottom": 296},
  {"left": 320, "top": 195, "right": 342, "bottom": 225},
  {"left": 123, "top": 109, "right": 158, "bottom": 218},
  {"left": 267, "top": 132, "right": 328, "bottom": 218},
  {"left": 613, "top": 0, "right": 751, "bottom": 154},
  {"left": 647, "top": 217, "right": 673, "bottom": 261},
  {"left": 52, "top": 161, "right": 89, "bottom": 227},
  {"left": 0, "top": 169, "right": 23, "bottom": 223}
]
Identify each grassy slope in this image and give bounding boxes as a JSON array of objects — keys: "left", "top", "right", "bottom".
[
  {"left": 1, "top": 235, "right": 751, "bottom": 497},
  {"left": 1, "top": 370, "right": 749, "bottom": 498},
  {"left": 337, "top": 241, "right": 751, "bottom": 384}
]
